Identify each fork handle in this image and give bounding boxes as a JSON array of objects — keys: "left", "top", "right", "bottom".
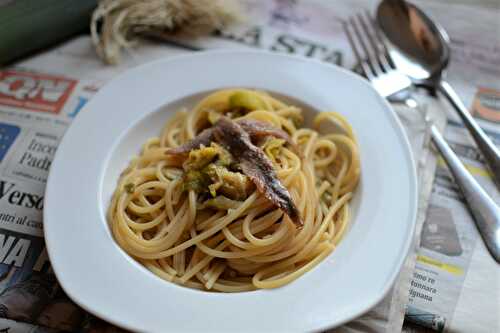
[
  {"left": 430, "top": 125, "right": 500, "bottom": 263},
  {"left": 438, "top": 81, "right": 500, "bottom": 190}
]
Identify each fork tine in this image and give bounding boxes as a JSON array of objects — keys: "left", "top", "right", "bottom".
[
  {"left": 351, "top": 15, "right": 382, "bottom": 77},
  {"left": 357, "top": 12, "right": 392, "bottom": 73},
  {"left": 342, "top": 20, "right": 373, "bottom": 79},
  {"left": 366, "top": 10, "right": 395, "bottom": 69}
]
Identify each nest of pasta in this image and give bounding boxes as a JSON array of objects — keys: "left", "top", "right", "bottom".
[{"left": 108, "top": 89, "right": 360, "bottom": 292}]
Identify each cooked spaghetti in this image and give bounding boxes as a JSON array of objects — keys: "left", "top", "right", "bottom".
[{"left": 108, "top": 89, "right": 360, "bottom": 292}]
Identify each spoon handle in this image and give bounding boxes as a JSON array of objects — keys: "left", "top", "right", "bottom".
[
  {"left": 430, "top": 125, "right": 500, "bottom": 263},
  {"left": 438, "top": 81, "right": 500, "bottom": 189}
]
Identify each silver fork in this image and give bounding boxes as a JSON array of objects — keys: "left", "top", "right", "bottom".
[
  {"left": 344, "top": 11, "right": 500, "bottom": 263},
  {"left": 342, "top": 11, "right": 412, "bottom": 98}
]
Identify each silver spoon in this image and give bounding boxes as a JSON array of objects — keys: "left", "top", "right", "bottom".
[
  {"left": 375, "top": 1, "right": 500, "bottom": 263},
  {"left": 377, "top": 0, "right": 500, "bottom": 189}
]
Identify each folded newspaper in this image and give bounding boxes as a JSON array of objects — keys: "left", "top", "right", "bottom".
[{"left": 0, "top": 0, "right": 498, "bottom": 332}]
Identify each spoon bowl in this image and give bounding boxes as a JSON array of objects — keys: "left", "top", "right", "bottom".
[{"left": 377, "top": 1, "right": 449, "bottom": 84}]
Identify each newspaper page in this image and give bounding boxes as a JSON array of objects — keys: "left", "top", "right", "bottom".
[
  {"left": 0, "top": 71, "right": 127, "bottom": 332},
  {"left": 0, "top": 0, "right": 494, "bottom": 332},
  {"left": 400, "top": 1, "right": 500, "bottom": 333}
]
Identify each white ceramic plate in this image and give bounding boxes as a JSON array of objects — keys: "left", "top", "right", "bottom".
[{"left": 44, "top": 50, "right": 417, "bottom": 332}]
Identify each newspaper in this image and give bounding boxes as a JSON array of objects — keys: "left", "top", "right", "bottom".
[
  {"left": 0, "top": 0, "right": 497, "bottom": 332},
  {"left": 399, "top": 1, "right": 500, "bottom": 332}
]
